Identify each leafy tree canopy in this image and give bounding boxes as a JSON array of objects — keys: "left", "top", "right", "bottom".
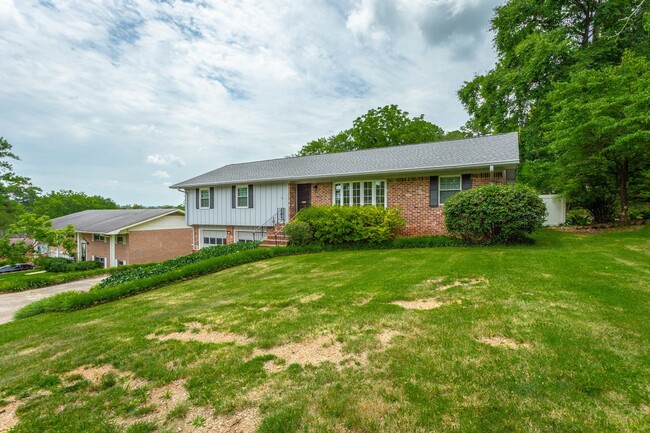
[
  {"left": 33, "top": 190, "right": 119, "bottom": 219},
  {"left": 296, "top": 105, "right": 467, "bottom": 156},
  {"left": 10, "top": 213, "right": 76, "bottom": 257},
  {"left": 546, "top": 51, "right": 650, "bottom": 222},
  {"left": 0, "top": 137, "right": 41, "bottom": 231},
  {"left": 457, "top": 0, "right": 650, "bottom": 221}
]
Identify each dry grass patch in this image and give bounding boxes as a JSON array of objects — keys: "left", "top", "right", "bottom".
[
  {"left": 184, "top": 406, "right": 260, "bottom": 433},
  {"left": 0, "top": 397, "right": 19, "bottom": 433},
  {"left": 434, "top": 277, "right": 488, "bottom": 291},
  {"left": 376, "top": 329, "right": 402, "bottom": 347},
  {"left": 252, "top": 334, "right": 360, "bottom": 369},
  {"left": 477, "top": 336, "right": 532, "bottom": 350},
  {"left": 147, "top": 322, "right": 252, "bottom": 345},
  {"left": 65, "top": 365, "right": 147, "bottom": 389},
  {"left": 299, "top": 293, "right": 323, "bottom": 303}
]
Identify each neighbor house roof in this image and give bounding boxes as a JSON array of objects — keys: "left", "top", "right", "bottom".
[
  {"left": 171, "top": 132, "right": 519, "bottom": 188},
  {"left": 51, "top": 209, "right": 184, "bottom": 235}
]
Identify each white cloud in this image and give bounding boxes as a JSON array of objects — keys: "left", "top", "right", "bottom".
[
  {"left": 146, "top": 154, "right": 186, "bottom": 167},
  {"left": 2, "top": 0, "right": 501, "bottom": 206},
  {"left": 152, "top": 170, "right": 171, "bottom": 179}
]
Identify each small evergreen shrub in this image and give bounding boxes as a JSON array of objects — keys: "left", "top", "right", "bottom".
[
  {"left": 293, "top": 206, "right": 405, "bottom": 245},
  {"left": 38, "top": 257, "right": 103, "bottom": 272},
  {"left": 283, "top": 221, "right": 313, "bottom": 246},
  {"left": 443, "top": 185, "right": 546, "bottom": 244}
]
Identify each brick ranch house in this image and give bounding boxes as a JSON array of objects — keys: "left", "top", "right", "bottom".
[
  {"left": 171, "top": 132, "right": 519, "bottom": 248},
  {"left": 51, "top": 209, "right": 193, "bottom": 268}
]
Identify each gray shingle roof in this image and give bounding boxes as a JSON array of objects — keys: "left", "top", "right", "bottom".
[
  {"left": 51, "top": 209, "right": 183, "bottom": 234},
  {"left": 171, "top": 132, "right": 519, "bottom": 188}
]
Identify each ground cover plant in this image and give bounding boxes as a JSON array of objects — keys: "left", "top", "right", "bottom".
[
  {"left": 0, "top": 268, "right": 109, "bottom": 294},
  {"left": 0, "top": 227, "right": 648, "bottom": 432}
]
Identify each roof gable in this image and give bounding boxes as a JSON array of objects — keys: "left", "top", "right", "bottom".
[{"left": 51, "top": 209, "right": 184, "bottom": 234}]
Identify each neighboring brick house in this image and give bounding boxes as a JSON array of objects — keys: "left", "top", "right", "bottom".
[
  {"left": 51, "top": 209, "right": 193, "bottom": 268},
  {"left": 171, "top": 132, "right": 519, "bottom": 247}
]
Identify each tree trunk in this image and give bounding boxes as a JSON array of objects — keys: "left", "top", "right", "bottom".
[{"left": 617, "top": 159, "right": 630, "bottom": 223}]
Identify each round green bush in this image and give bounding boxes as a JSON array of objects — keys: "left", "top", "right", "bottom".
[
  {"left": 283, "top": 220, "right": 314, "bottom": 246},
  {"left": 443, "top": 185, "right": 547, "bottom": 243}
]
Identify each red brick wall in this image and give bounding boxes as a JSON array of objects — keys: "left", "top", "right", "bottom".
[
  {"left": 311, "top": 182, "right": 332, "bottom": 206},
  {"left": 471, "top": 172, "right": 504, "bottom": 188},
  {"left": 81, "top": 233, "right": 110, "bottom": 263},
  {"left": 387, "top": 177, "right": 447, "bottom": 236},
  {"left": 127, "top": 228, "right": 193, "bottom": 264},
  {"left": 288, "top": 183, "right": 297, "bottom": 219},
  {"left": 115, "top": 240, "right": 129, "bottom": 264}
]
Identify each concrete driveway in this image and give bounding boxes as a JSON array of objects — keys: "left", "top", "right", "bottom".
[{"left": 0, "top": 276, "right": 106, "bottom": 325}]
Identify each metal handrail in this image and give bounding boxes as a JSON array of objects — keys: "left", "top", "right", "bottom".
[
  {"left": 272, "top": 208, "right": 302, "bottom": 246},
  {"left": 252, "top": 207, "right": 286, "bottom": 242}
]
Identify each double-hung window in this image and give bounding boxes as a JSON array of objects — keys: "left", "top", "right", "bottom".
[
  {"left": 236, "top": 186, "right": 249, "bottom": 208},
  {"left": 93, "top": 234, "right": 105, "bottom": 242},
  {"left": 333, "top": 180, "right": 386, "bottom": 207},
  {"left": 200, "top": 188, "right": 210, "bottom": 208},
  {"left": 439, "top": 176, "right": 461, "bottom": 204}
]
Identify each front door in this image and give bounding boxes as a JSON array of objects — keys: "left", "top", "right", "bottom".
[{"left": 297, "top": 184, "right": 311, "bottom": 212}]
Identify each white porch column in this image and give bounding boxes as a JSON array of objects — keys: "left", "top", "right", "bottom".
[
  {"left": 76, "top": 233, "right": 81, "bottom": 262},
  {"left": 109, "top": 235, "right": 116, "bottom": 268}
]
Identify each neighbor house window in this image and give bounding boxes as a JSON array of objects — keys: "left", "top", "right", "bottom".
[
  {"left": 333, "top": 180, "right": 386, "bottom": 207},
  {"left": 93, "top": 256, "right": 106, "bottom": 268},
  {"left": 93, "top": 234, "right": 105, "bottom": 242},
  {"left": 200, "top": 188, "right": 210, "bottom": 208},
  {"left": 203, "top": 229, "right": 227, "bottom": 246},
  {"left": 237, "top": 186, "right": 249, "bottom": 208},
  {"left": 439, "top": 176, "right": 461, "bottom": 204},
  {"left": 117, "top": 235, "right": 127, "bottom": 245},
  {"left": 117, "top": 260, "right": 126, "bottom": 266}
]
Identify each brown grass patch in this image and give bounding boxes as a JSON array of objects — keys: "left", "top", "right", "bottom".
[
  {"left": 299, "top": 293, "right": 323, "bottom": 304},
  {"left": 252, "top": 334, "right": 360, "bottom": 369},
  {"left": 376, "top": 329, "right": 401, "bottom": 347},
  {"left": 434, "top": 277, "right": 488, "bottom": 291},
  {"left": 262, "top": 360, "right": 285, "bottom": 374},
  {"left": 147, "top": 322, "right": 252, "bottom": 345},
  {"left": 65, "top": 365, "right": 146, "bottom": 389},
  {"left": 0, "top": 397, "right": 19, "bottom": 433},
  {"left": 477, "top": 336, "right": 532, "bottom": 350},
  {"left": 183, "top": 406, "right": 260, "bottom": 433},
  {"left": 391, "top": 299, "right": 446, "bottom": 310}
]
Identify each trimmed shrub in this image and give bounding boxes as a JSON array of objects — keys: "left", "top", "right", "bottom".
[
  {"left": 37, "top": 257, "right": 103, "bottom": 273},
  {"left": 443, "top": 185, "right": 547, "bottom": 244},
  {"left": 293, "top": 206, "right": 405, "bottom": 245},
  {"left": 96, "top": 242, "right": 259, "bottom": 289},
  {"left": 283, "top": 221, "right": 313, "bottom": 246}
]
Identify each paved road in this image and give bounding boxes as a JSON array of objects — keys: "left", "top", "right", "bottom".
[{"left": 0, "top": 276, "right": 106, "bottom": 325}]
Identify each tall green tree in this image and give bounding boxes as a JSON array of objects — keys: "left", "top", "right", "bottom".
[
  {"left": 0, "top": 137, "right": 40, "bottom": 231},
  {"left": 546, "top": 52, "right": 650, "bottom": 222},
  {"left": 10, "top": 213, "right": 76, "bottom": 257},
  {"left": 33, "top": 190, "right": 118, "bottom": 219},
  {"left": 458, "top": 0, "right": 650, "bottom": 220},
  {"left": 296, "top": 105, "right": 451, "bottom": 156}
]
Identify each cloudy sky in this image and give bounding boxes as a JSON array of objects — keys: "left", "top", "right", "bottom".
[{"left": 1, "top": 0, "right": 502, "bottom": 206}]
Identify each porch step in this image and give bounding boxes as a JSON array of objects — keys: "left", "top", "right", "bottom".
[{"left": 259, "top": 234, "right": 289, "bottom": 248}]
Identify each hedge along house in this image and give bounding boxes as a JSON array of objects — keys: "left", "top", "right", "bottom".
[
  {"left": 171, "top": 132, "right": 520, "bottom": 248},
  {"left": 50, "top": 209, "right": 193, "bottom": 268}
]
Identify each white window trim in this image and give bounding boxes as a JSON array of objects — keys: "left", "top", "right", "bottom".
[
  {"left": 235, "top": 229, "right": 256, "bottom": 243},
  {"left": 236, "top": 185, "right": 249, "bottom": 209},
  {"left": 92, "top": 256, "right": 106, "bottom": 269},
  {"left": 117, "top": 259, "right": 126, "bottom": 266},
  {"left": 199, "top": 188, "right": 210, "bottom": 209},
  {"left": 332, "top": 180, "right": 387, "bottom": 207},
  {"left": 439, "top": 175, "right": 462, "bottom": 205},
  {"left": 116, "top": 235, "right": 127, "bottom": 245},
  {"left": 201, "top": 228, "right": 227, "bottom": 247}
]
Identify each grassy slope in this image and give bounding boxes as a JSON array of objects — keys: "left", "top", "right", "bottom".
[
  {"left": 0, "top": 228, "right": 648, "bottom": 432},
  {"left": 0, "top": 269, "right": 108, "bottom": 294}
]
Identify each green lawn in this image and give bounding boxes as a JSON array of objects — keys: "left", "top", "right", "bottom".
[
  {"left": 0, "top": 228, "right": 648, "bottom": 432},
  {"left": 0, "top": 268, "right": 108, "bottom": 294}
]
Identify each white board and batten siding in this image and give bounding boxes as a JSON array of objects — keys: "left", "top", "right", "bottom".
[
  {"left": 185, "top": 183, "right": 289, "bottom": 227},
  {"left": 539, "top": 194, "right": 566, "bottom": 226}
]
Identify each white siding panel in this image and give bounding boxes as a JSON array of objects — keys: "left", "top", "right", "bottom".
[
  {"left": 186, "top": 183, "right": 289, "bottom": 227},
  {"left": 540, "top": 194, "right": 566, "bottom": 226}
]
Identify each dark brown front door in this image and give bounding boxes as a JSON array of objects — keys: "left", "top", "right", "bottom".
[{"left": 297, "top": 184, "right": 311, "bottom": 211}]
